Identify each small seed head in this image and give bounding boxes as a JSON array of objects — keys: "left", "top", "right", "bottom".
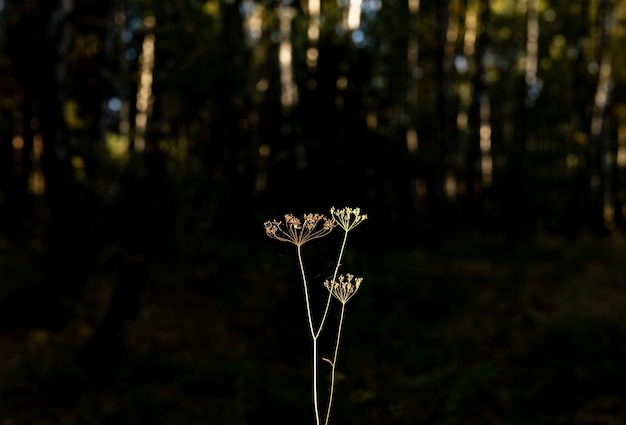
[
  {"left": 330, "top": 207, "right": 368, "bottom": 232},
  {"left": 324, "top": 273, "right": 363, "bottom": 304},
  {"left": 264, "top": 212, "right": 336, "bottom": 246}
]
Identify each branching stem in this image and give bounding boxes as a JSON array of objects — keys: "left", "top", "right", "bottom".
[
  {"left": 316, "top": 231, "right": 349, "bottom": 339},
  {"left": 297, "top": 245, "right": 320, "bottom": 425},
  {"left": 324, "top": 303, "right": 346, "bottom": 425}
]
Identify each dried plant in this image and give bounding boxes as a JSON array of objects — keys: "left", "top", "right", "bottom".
[{"left": 264, "top": 207, "right": 368, "bottom": 425}]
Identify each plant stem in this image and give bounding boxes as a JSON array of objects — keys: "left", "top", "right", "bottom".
[
  {"left": 297, "top": 245, "right": 320, "bottom": 425},
  {"left": 297, "top": 245, "right": 316, "bottom": 337},
  {"left": 325, "top": 303, "right": 346, "bottom": 425},
  {"left": 313, "top": 336, "right": 320, "bottom": 425},
  {"left": 316, "top": 231, "right": 349, "bottom": 339}
]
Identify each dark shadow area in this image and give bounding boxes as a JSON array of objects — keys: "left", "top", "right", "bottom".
[{"left": 1, "top": 1, "right": 626, "bottom": 424}]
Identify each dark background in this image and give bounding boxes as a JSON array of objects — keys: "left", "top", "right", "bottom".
[{"left": 1, "top": 0, "right": 626, "bottom": 423}]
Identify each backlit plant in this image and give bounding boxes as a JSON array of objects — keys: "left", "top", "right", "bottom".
[{"left": 264, "top": 207, "right": 367, "bottom": 425}]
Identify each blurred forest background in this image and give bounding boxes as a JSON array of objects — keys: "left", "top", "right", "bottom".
[{"left": 2, "top": 0, "right": 626, "bottom": 423}]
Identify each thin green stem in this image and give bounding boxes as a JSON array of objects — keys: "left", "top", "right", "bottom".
[
  {"left": 297, "top": 245, "right": 320, "bottom": 425},
  {"left": 315, "top": 231, "right": 349, "bottom": 339},
  {"left": 324, "top": 303, "right": 346, "bottom": 425}
]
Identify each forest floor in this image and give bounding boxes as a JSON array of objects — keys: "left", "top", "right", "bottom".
[{"left": 1, "top": 233, "right": 626, "bottom": 424}]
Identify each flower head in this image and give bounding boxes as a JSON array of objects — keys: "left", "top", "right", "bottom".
[
  {"left": 330, "top": 207, "right": 368, "bottom": 232},
  {"left": 324, "top": 273, "right": 363, "bottom": 304},
  {"left": 264, "top": 213, "right": 336, "bottom": 246}
]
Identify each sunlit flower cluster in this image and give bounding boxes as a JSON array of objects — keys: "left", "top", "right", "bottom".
[
  {"left": 264, "top": 213, "right": 336, "bottom": 247},
  {"left": 330, "top": 207, "right": 368, "bottom": 232},
  {"left": 324, "top": 273, "right": 363, "bottom": 304}
]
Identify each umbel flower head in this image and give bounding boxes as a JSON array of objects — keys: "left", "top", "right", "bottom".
[
  {"left": 330, "top": 207, "right": 368, "bottom": 232},
  {"left": 264, "top": 213, "right": 336, "bottom": 247},
  {"left": 324, "top": 273, "right": 363, "bottom": 304}
]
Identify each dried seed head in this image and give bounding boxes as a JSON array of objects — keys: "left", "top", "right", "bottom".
[
  {"left": 330, "top": 207, "right": 368, "bottom": 232},
  {"left": 264, "top": 220, "right": 281, "bottom": 238},
  {"left": 264, "top": 212, "right": 336, "bottom": 246},
  {"left": 324, "top": 273, "right": 363, "bottom": 304}
]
